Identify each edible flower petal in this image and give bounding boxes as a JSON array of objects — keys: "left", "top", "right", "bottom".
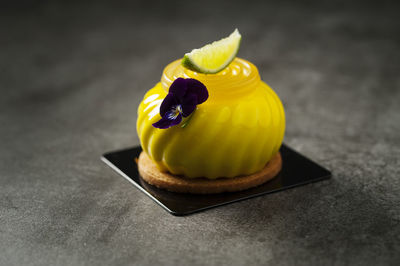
[{"left": 152, "top": 78, "right": 208, "bottom": 129}]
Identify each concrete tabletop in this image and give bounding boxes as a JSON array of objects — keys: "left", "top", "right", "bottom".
[{"left": 1, "top": 1, "right": 399, "bottom": 265}]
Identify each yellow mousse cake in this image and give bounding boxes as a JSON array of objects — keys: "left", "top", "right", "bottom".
[{"left": 136, "top": 31, "right": 285, "bottom": 193}]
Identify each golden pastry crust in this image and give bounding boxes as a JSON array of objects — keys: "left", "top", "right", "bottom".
[{"left": 137, "top": 151, "right": 282, "bottom": 194}]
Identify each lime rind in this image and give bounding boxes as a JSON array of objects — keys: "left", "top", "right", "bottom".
[{"left": 182, "top": 29, "right": 242, "bottom": 74}]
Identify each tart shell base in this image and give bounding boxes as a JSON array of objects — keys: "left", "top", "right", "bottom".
[{"left": 137, "top": 152, "right": 282, "bottom": 194}]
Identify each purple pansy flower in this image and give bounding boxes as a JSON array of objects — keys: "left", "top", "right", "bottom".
[{"left": 152, "top": 78, "right": 208, "bottom": 129}]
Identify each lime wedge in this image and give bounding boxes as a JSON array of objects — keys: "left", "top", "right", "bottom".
[{"left": 182, "top": 29, "right": 241, "bottom": 74}]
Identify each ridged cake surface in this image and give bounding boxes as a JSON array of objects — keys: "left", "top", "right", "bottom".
[{"left": 137, "top": 58, "right": 285, "bottom": 179}]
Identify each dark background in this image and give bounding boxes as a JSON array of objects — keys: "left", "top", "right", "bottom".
[{"left": 1, "top": 1, "right": 399, "bottom": 265}]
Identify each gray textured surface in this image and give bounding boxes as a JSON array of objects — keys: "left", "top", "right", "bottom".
[{"left": 1, "top": 1, "right": 400, "bottom": 265}]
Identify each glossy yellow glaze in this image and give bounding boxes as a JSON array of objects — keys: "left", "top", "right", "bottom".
[{"left": 137, "top": 58, "right": 285, "bottom": 179}]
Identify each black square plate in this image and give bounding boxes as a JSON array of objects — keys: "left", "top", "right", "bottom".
[{"left": 101, "top": 144, "right": 331, "bottom": 216}]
